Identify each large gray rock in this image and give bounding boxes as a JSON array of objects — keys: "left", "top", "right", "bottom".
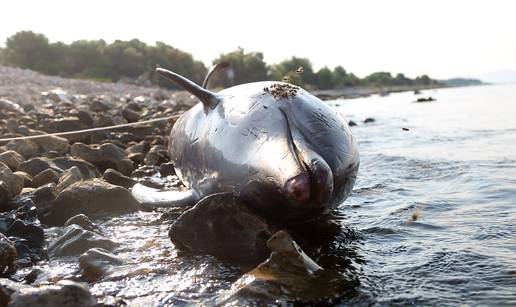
[
  {"left": 169, "top": 193, "right": 278, "bottom": 263},
  {"left": 0, "top": 150, "right": 25, "bottom": 171},
  {"left": 8, "top": 280, "right": 97, "bottom": 307},
  {"left": 47, "top": 224, "right": 119, "bottom": 258},
  {"left": 48, "top": 179, "right": 142, "bottom": 225},
  {"left": 71, "top": 142, "right": 134, "bottom": 175}
]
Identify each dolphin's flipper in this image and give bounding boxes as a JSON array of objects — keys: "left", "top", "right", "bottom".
[
  {"left": 202, "top": 62, "right": 230, "bottom": 89},
  {"left": 131, "top": 183, "right": 200, "bottom": 208}
]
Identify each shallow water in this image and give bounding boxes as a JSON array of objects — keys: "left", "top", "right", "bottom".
[
  {"left": 337, "top": 84, "right": 516, "bottom": 305},
  {"left": 19, "top": 84, "right": 516, "bottom": 305}
]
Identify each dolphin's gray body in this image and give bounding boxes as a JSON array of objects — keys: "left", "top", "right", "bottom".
[{"left": 132, "top": 67, "right": 359, "bottom": 221}]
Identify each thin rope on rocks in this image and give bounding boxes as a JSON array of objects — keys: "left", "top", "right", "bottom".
[{"left": 0, "top": 114, "right": 181, "bottom": 142}]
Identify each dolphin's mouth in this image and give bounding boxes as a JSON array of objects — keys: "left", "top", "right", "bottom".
[{"left": 279, "top": 108, "right": 334, "bottom": 210}]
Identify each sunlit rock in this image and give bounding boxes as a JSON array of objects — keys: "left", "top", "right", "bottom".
[
  {"left": 79, "top": 248, "right": 123, "bottom": 281},
  {"left": 47, "top": 224, "right": 119, "bottom": 258},
  {"left": 47, "top": 179, "right": 142, "bottom": 225}
]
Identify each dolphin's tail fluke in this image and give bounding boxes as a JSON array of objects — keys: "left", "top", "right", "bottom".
[{"left": 131, "top": 183, "right": 199, "bottom": 208}]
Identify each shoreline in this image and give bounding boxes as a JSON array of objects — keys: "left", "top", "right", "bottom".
[{"left": 312, "top": 84, "right": 447, "bottom": 101}]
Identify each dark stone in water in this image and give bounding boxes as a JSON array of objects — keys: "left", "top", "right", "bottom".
[
  {"left": 102, "top": 168, "right": 136, "bottom": 189},
  {"left": 169, "top": 193, "right": 278, "bottom": 263},
  {"left": 0, "top": 233, "right": 17, "bottom": 277},
  {"left": 5, "top": 219, "right": 44, "bottom": 248},
  {"left": 64, "top": 214, "right": 99, "bottom": 233},
  {"left": 363, "top": 117, "right": 376, "bottom": 124},
  {"left": 159, "top": 162, "right": 176, "bottom": 177},
  {"left": 348, "top": 120, "right": 357, "bottom": 127}
]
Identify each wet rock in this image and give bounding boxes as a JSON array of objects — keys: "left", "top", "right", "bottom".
[
  {"left": 0, "top": 162, "right": 24, "bottom": 201},
  {"left": 159, "top": 162, "right": 176, "bottom": 177},
  {"left": 102, "top": 168, "right": 136, "bottom": 189},
  {"left": 8, "top": 280, "right": 97, "bottom": 307},
  {"left": 0, "top": 182, "right": 8, "bottom": 206},
  {"left": 32, "top": 183, "right": 58, "bottom": 218},
  {"left": 5, "top": 140, "right": 40, "bottom": 159},
  {"left": 122, "top": 106, "right": 141, "bottom": 122},
  {"left": 126, "top": 141, "right": 149, "bottom": 164},
  {"left": 71, "top": 142, "right": 134, "bottom": 175},
  {"left": 0, "top": 278, "right": 34, "bottom": 306},
  {"left": 64, "top": 214, "right": 98, "bottom": 232},
  {"left": 32, "top": 135, "right": 70, "bottom": 154},
  {"left": 48, "top": 224, "right": 119, "bottom": 257},
  {"left": 31, "top": 169, "right": 60, "bottom": 188},
  {"left": 48, "top": 179, "right": 142, "bottom": 225},
  {"left": 348, "top": 120, "right": 357, "bottom": 127},
  {"left": 144, "top": 145, "right": 169, "bottom": 165},
  {"left": 169, "top": 193, "right": 278, "bottom": 263},
  {"left": 363, "top": 117, "right": 376, "bottom": 124},
  {"left": 0, "top": 233, "right": 17, "bottom": 277},
  {"left": 56, "top": 166, "right": 83, "bottom": 192},
  {"left": 13, "top": 172, "right": 32, "bottom": 188},
  {"left": 218, "top": 231, "right": 344, "bottom": 304},
  {"left": 5, "top": 219, "right": 45, "bottom": 249},
  {"left": 79, "top": 248, "right": 123, "bottom": 281},
  {"left": 0, "top": 151, "right": 25, "bottom": 171}
]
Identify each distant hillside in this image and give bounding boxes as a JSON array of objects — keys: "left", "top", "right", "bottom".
[
  {"left": 480, "top": 70, "right": 516, "bottom": 84},
  {"left": 441, "top": 78, "right": 483, "bottom": 87}
]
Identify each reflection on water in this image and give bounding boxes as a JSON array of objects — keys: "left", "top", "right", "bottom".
[{"left": 19, "top": 84, "right": 516, "bottom": 305}]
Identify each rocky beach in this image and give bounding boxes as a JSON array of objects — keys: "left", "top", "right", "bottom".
[{"left": 0, "top": 66, "right": 358, "bottom": 306}]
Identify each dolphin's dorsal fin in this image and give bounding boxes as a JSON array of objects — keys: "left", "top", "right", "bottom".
[
  {"left": 156, "top": 67, "right": 220, "bottom": 108},
  {"left": 202, "top": 62, "right": 229, "bottom": 89}
]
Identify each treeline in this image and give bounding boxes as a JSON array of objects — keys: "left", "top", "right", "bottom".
[{"left": 0, "top": 31, "right": 440, "bottom": 90}]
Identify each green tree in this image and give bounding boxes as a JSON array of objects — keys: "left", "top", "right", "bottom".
[
  {"left": 316, "top": 67, "right": 334, "bottom": 90},
  {"left": 363, "top": 72, "right": 394, "bottom": 86},
  {"left": 2, "top": 31, "right": 56, "bottom": 74},
  {"left": 269, "top": 57, "right": 316, "bottom": 88},
  {"left": 210, "top": 48, "right": 268, "bottom": 88}
]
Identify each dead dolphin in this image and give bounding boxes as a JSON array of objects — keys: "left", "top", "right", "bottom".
[{"left": 131, "top": 67, "right": 359, "bottom": 221}]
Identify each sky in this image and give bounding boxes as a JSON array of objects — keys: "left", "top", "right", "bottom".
[{"left": 1, "top": 0, "right": 515, "bottom": 79}]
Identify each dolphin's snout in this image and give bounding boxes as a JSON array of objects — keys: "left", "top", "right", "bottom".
[{"left": 286, "top": 173, "right": 311, "bottom": 205}]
